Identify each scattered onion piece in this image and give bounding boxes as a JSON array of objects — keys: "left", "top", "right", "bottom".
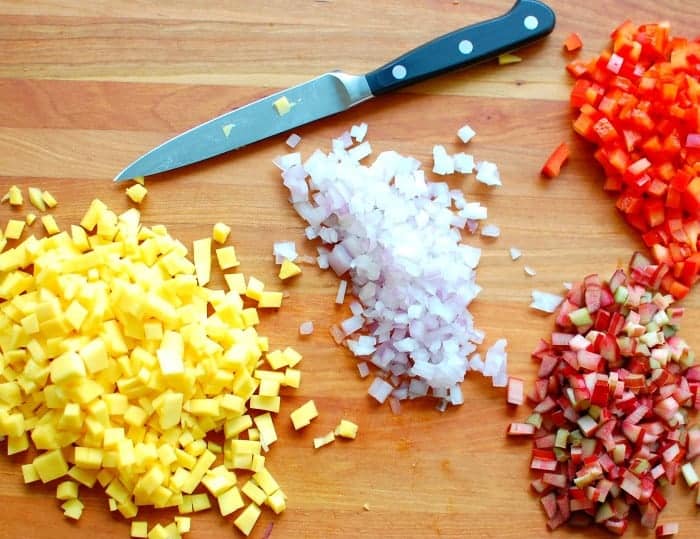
[
  {"left": 524, "top": 265, "right": 537, "bottom": 276},
  {"left": 530, "top": 290, "right": 564, "bottom": 313},
  {"left": 457, "top": 124, "right": 476, "bottom": 144},
  {"left": 286, "top": 133, "right": 302, "bottom": 148},
  {"left": 475, "top": 161, "right": 502, "bottom": 186},
  {"left": 510, "top": 247, "right": 522, "bottom": 260},
  {"left": 481, "top": 224, "right": 500, "bottom": 238}
]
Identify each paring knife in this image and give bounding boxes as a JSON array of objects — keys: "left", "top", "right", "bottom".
[{"left": 114, "top": 0, "right": 555, "bottom": 182}]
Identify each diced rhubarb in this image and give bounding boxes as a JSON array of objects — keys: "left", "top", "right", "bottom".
[
  {"left": 656, "top": 522, "right": 679, "bottom": 537},
  {"left": 507, "top": 377, "right": 525, "bottom": 406},
  {"left": 507, "top": 422, "right": 536, "bottom": 436}
]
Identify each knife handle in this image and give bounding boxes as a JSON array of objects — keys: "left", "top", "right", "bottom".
[{"left": 364, "top": 0, "right": 555, "bottom": 96}]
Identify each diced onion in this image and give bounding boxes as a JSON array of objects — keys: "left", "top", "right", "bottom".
[
  {"left": 530, "top": 290, "right": 564, "bottom": 313},
  {"left": 481, "top": 224, "right": 500, "bottom": 238},
  {"left": 286, "top": 133, "right": 302, "bottom": 148},
  {"left": 277, "top": 128, "right": 506, "bottom": 407},
  {"left": 299, "top": 321, "right": 314, "bottom": 335},
  {"left": 457, "top": 124, "right": 476, "bottom": 144},
  {"left": 475, "top": 161, "right": 502, "bottom": 186},
  {"left": 524, "top": 265, "right": 536, "bottom": 276}
]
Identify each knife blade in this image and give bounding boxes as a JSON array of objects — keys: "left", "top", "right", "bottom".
[{"left": 114, "top": 0, "right": 555, "bottom": 182}]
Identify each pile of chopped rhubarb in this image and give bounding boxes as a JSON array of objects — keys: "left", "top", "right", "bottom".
[{"left": 509, "top": 253, "right": 699, "bottom": 534}]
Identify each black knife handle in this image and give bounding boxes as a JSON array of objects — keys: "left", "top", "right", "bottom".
[{"left": 364, "top": 0, "right": 555, "bottom": 96}]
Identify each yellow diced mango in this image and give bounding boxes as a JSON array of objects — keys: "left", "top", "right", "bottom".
[
  {"left": 61, "top": 497, "right": 84, "bottom": 520},
  {"left": 233, "top": 503, "right": 261, "bottom": 536},
  {"left": 313, "top": 430, "right": 336, "bottom": 449},
  {"left": 22, "top": 463, "right": 40, "bottom": 483},
  {"left": 241, "top": 480, "right": 267, "bottom": 505},
  {"left": 278, "top": 259, "right": 301, "bottom": 280},
  {"left": 290, "top": 400, "right": 318, "bottom": 430},
  {"left": 258, "top": 291, "right": 283, "bottom": 308},
  {"left": 272, "top": 96, "right": 292, "bottom": 116},
  {"left": 174, "top": 516, "right": 191, "bottom": 534},
  {"left": 212, "top": 222, "right": 231, "bottom": 244},
  {"left": 41, "top": 215, "right": 60, "bottom": 235},
  {"left": 224, "top": 273, "right": 246, "bottom": 294},
  {"left": 249, "top": 395, "right": 280, "bottom": 413},
  {"left": 215, "top": 246, "right": 239, "bottom": 270},
  {"left": 252, "top": 467, "right": 279, "bottom": 496},
  {"left": 56, "top": 480, "right": 79, "bottom": 500},
  {"left": 27, "top": 187, "right": 46, "bottom": 211},
  {"left": 33, "top": 449, "right": 69, "bottom": 482},
  {"left": 217, "top": 485, "right": 244, "bottom": 516},
  {"left": 282, "top": 368, "right": 301, "bottom": 388},
  {"left": 130, "top": 521, "right": 149, "bottom": 538},
  {"left": 26, "top": 212, "right": 37, "bottom": 225},
  {"left": 125, "top": 183, "right": 148, "bottom": 204},
  {"left": 42, "top": 190, "right": 58, "bottom": 208},
  {"left": 245, "top": 276, "right": 264, "bottom": 301},
  {"left": 335, "top": 419, "right": 359, "bottom": 439},
  {"left": 192, "top": 237, "right": 211, "bottom": 286},
  {"left": 266, "top": 488, "right": 286, "bottom": 514},
  {"left": 5, "top": 219, "right": 25, "bottom": 240},
  {"left": 8, "top": 185, "right": 23, "bottom": 206}
]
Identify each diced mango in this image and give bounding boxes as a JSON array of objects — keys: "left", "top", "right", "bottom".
[
  {"left": 215, "top": 246, "right": 239, "bottom": 270},
  {"left": 26, "top": 212, "right": 37, "bottom": 226},
  {"left": 217, "top": 485, "right": 244, "bottom": 516},
  {"left": 258, "top": 291, "right": 283, "bottom": 308},
  {"left": 8, "top": 185, "right": 23, "bottom": 205},
  {"left": 126, "top": 183, "right": 148, "bottom": 204},
  {"left": 224, "top": 273, "right": 246, "bottom": 294},
  {"left": 33, "top": 449, "right": 69, "bottom": 482},
  {"left": 130, "top": 521, "right": 149, "bottom": 538},
  {"left": 56, "top": 480, "right": 79, "bottom": 500},
  {"left": 61, "top": 498, "right": 84, "bottom": 520},
  {"left": 249, "top": 395, "right": 280, "bottom": 413},
  {"left": 233, "top": 503, "right": 261, "bottom": 536},
  {"left": 283, "top": 368, "right": 301, "bottom": 388},
  {"left": 290, "top": 400, "right": 318, "bottom": 430},
  {"left": 335, "top": 419, "right": 359, "bottom": 439},
  {"left": 272, "top": 96, "right": 292, "bottom": 116},
  {"left": 267, "top": 489, "right": 287, "bottom": 514},
  {"left": 313, "top": 431, "right": 336, "bottom": 449},
  {"left": 241, "top": 480, "right": 267, "bottom": 505},
  {"left": 245, "top": 276, "right": 264, "bottom": 301},
  {"left": 5, "top": 219, "right": 25, "bottom": 240},
  {"left": 42, "top": 190, "right": 58, "bottom": 208},
  {"left": 212, "top": 222, "right": 231, "bottom": 244},
  {"left": 174, "top": 516, "right": 190, "bottom": 533},
  {"left": 278, "top": 259, "right": 301, "bottom": 280},
  {"left": 41, "top": 215, "right": 60, "bottom": 235},
  {"left": 193, "top": 238, "right": 211, "bottom": 286},
  {"left": 28, "top": 187, "right": 46, "bottom": 211},
  {"left": 21, "top": 463, "right": 40, "bottom": 483}
]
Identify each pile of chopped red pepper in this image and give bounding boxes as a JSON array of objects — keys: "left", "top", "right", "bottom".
[
  {"left": 509, "top": 253, "right": 700, "bottom": 534},
  {"left": 567, "top": 21, "right": 700, "bottom": 301}
]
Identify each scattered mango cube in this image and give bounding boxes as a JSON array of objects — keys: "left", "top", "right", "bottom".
[
  {"left": 272, "top": 96, "right": 292, "bottom": 116},
  {"left": 233, "top": 503, "right": 262, "bottom": 536},
  {"left": 193, "top": 237, "right": 211, "bottom": 286},
  {"left": 313, "top": 431, "right": 336, "bottom": 449},
  {"left": 8, "top": 185, "right": 23, "bottom": 206},
  {"left": 216, "top": 245, "right": 239, "bottom": 270},
  {"left": 41, "top": 214, "right": 59, "bottom": 235},
  {"left": 335, "top": 419, "right": 359, "bottom": 439},
  {"left": 126, "top": 183, "right": 148, "bottom": 204},
  {"left": 42, "top": 190, "right": 58, "bottom": 208},
  {"left": 212, "top": 222, "right": 231, "bottom": 244},
  {"left": 290, "top": 400, "right": 318, "bottom": 430},
  {"left": 278, "top": 259, "right": 302, "bottom": 280},
  {"left": 4, "top": 219, "right": 25, "bottom": 240},
  {"left": 28, "top": 187, "right": 46, "bottom": 211},
  {"left": 130, "top": 521, "right": 148, "bottom": 538}
]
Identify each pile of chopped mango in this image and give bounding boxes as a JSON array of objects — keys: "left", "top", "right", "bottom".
[{"left": 0, "top": 198, "right": 303, "bottom": 537}]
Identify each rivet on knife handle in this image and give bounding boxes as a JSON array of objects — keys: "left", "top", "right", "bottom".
[{"left": 365, "top": 0, "right": 556, "bottom": 96}]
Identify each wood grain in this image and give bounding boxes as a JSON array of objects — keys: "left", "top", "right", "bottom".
[{"left": 1, "top": 1, "right": 699, "bottom": 538}]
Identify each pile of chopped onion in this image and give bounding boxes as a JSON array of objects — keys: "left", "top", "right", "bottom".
[
  {"left": 509, "top": 254, "right": 700, "bottom": 534},
  {"left": 275, "top": 127, "right": 503, "bottom": 408}
]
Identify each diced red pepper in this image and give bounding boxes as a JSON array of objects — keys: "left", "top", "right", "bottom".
[
  {"left": 541, "top": 143, "right": 571, "bottom": 179},
  {"left": 564, "top": 32, "right": 584, "bottom": 53}
]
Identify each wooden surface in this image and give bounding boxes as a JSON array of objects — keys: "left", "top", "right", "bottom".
[{"left": 1, "top": 1, "right": 700, "bottom": 537}]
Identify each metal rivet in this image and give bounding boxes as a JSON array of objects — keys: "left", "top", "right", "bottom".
[
  {"left": 524, "top": 15, "right": 539, "bottom": 30},
  {"left": 458, "top": 39, "right": 474, "bottom": 55},
  {"left": 391, "top": 64, "right": 407, "bottom": 80}
]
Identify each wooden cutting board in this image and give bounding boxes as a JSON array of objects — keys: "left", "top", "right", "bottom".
[{"left": 1, "top": 1, "right": 699, "bottom": 537}]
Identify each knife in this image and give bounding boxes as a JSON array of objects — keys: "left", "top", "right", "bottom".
[{"left": 114, "top": 0, "right": 555, "bottom": 182}]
